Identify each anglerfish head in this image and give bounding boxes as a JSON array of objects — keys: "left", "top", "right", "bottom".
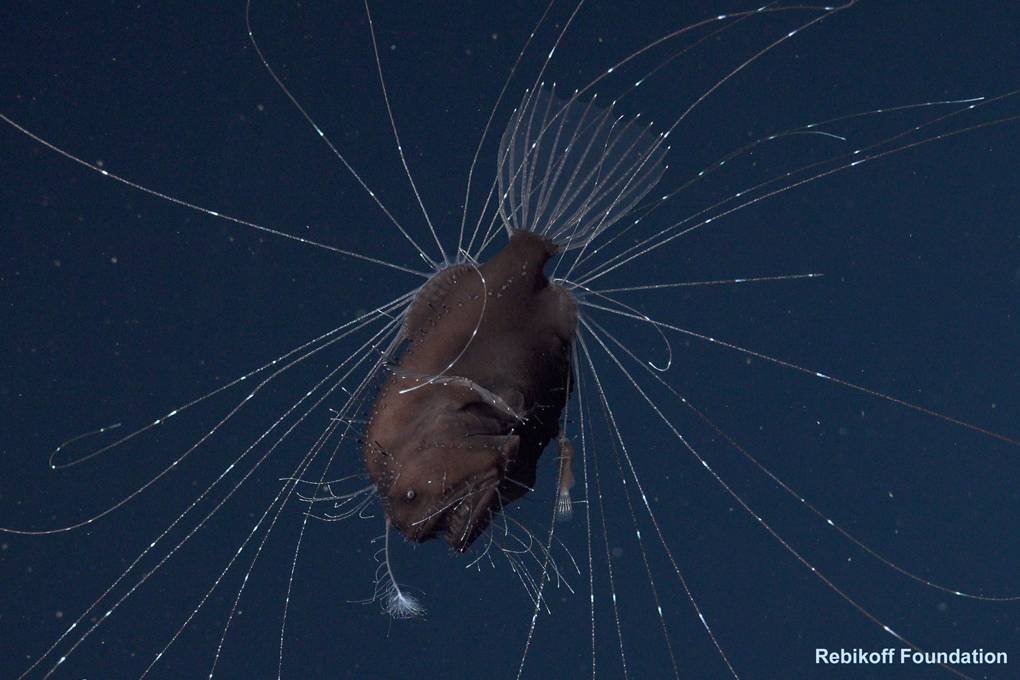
[{"left": 373, "top": 422, "right": 519, "bottom": 552}]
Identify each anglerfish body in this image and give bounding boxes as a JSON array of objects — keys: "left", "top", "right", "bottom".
[{"left": 363, "top": 230, "right": 577, "bottom": 551}]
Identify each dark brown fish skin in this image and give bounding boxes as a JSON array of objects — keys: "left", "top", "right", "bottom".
[{"left": 364, "top": 230, "right": 576, "bottom": 551}]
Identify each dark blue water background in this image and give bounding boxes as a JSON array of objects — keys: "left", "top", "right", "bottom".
[{"left": 2, "top": 2, "right": 1019, "bottom": 678}]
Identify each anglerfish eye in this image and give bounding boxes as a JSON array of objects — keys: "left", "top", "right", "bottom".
[{"left": 405, "top": 489, "right": 416, "bottom": 501}]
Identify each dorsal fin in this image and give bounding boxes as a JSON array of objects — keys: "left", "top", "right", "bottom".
[{"left": 404, "top": 264, "right": 476, "bottom": 339}]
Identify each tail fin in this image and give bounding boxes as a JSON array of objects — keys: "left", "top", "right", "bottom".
[{"left": 497, "top": 85, "right": 667, "bottom": 250}]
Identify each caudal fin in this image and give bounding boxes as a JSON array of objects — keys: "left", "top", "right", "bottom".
[{"left": 497, "top": 84, "right": 668, "bottom": 251}]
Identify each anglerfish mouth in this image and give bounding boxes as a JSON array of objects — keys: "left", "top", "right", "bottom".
[{"left": 444, "top": 480, "right": 499, "bottom": 553}]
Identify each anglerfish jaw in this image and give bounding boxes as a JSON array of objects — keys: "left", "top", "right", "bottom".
[{"left": 444, "top": 483, "right": 499, "bottom": 553}]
